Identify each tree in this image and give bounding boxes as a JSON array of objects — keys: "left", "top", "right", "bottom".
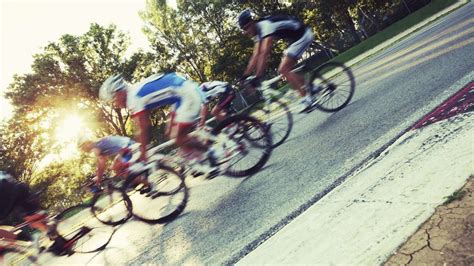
[{"left": 2, "top": 23, "right": 158, "bottom": 210}]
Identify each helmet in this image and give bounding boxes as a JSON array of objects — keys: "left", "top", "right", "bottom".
[
  {"left": 99, "top": 74, "right": 127, "bottom": 102},
  {"left": 238, "top": 9, "right": 253, "bottom": 29},
  {"left": 0, "top": 171, "right": 13, "bottom": 181}
]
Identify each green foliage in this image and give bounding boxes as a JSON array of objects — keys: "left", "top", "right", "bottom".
[
  {"left": 2, "top": 24, "right": 159, "bottom": 211},
  {"left": 30, "top": 156, "right": 94, "bottom": 212}
]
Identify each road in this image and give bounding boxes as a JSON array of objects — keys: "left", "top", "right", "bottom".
[{"left": 44, "top": 2, "right": 474, "bottom": 265}]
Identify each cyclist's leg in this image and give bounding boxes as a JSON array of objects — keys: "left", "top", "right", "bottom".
[
  {"left": 280, "top": 28, "right": 314, "bottom": 98},
  {"left": 171, "top": 84, "right": 209, "bottom": 155},
  {"left": 212, "top": 89, "right": 235, "bottom": 121},
  {"left": 279, "top": 56, "right": 306, "bottom": 97}
]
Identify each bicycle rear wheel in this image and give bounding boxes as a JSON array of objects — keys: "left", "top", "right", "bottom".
[
  {"left": 211, "top": 114, "right": 272, "bottom": 177},
  {"left": 251, "top": 100, "right": 293, "bottom": 148},
  {"left": 90, "top": 187, "right": 132, "bottom": 226},
  {"left": 309, "top": 61, "right": 355, "bottom": 112},
  {"left": 54, "top": 204, "right": 114, "bottom": 254},
  {"left": 125, "top": 165, "right": 188, "bottom": 224}
]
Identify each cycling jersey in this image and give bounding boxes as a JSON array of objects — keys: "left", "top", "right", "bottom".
[
  {"left": 255, "top": 15, "right": 306, "bottom": 43},
  {"left": 127, "top": 72, "right": 204, "bottom": 123},
  {"left": 94, "top": 136, "right": 135, "bottom": 157},
  {"left": 199, "top": 81, "right": 233, "bottom": 103},
  {"left": 254, "top": 15, "right": 314, "bottom": 59}
]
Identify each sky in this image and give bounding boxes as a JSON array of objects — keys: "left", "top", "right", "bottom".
[{"left": 1, "top": 0, "right": 176, "bottom": 121}]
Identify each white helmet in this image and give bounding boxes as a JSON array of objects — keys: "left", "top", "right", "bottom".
[
  {"left": 0, "top": 171, "right": 13, "bottom": 181},
  {"left": 99, "top": 74, "right": 128, "bottom": 102}
]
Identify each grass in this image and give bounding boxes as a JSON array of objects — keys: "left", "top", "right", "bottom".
[{"left": 443, "top": 189, "right": 467, "bottom": 205}]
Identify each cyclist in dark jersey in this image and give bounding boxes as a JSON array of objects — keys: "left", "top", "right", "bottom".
[
  {"left": 0, "top": 172, "right": 48, "bottom": 236},
  {"left": 198, "top": 81, "right": 235, "bottom": 127},
  {"left": 238, "top": 9, "right": 315, "bottom": 111}
]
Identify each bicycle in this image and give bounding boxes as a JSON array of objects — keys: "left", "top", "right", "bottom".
[
  {"left": 304, "top": 61, "right": 355, "bottom": 113},
  {"left": 232, "top": 61, "right": 355, "bottom": 146},
  {"left": 227, "top": 83, "right": 293, "bottom": 148},
  {"left": 150, "top": 113, "right": 273, "bottom": 179},
  {"left": 87, "top": 147, "right": 189, "bottom": 225},
  {"left": 0, "top": 204, "right": 115, "bottom": 264}
]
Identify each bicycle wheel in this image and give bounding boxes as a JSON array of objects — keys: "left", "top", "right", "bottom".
[
  {"left": 309, "top": 61, "right": 355, "bottom": 112},
  {"left": 54, "top": 204, "right": 114, "bottom": 254},
  {"left": 251, "top": 100, "right": 293, "bottom": 148},
  {"left": 211, "top": 114, "right": 272, "bottom": 177},
  {"left": 126, "top": 165, "right": 188, "bottom": 224},
  {"left": 90, "top": 187, "right": 132, "bottom": 226}
]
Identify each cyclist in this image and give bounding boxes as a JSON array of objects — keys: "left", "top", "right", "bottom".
[
  {"left": 78, "top": 135, "right": 152, "bottom": 190},
  {"left": 198, "top": 81, "right": 235, "bottom": 127},
  {"left": 0, "top": 172, "right": 49, "bottom": 242},
  {"left": 99, "top": 73, "right": 221, "bottom": 176},
  {"left": 238, "top": 9, "right": 315, "bottom": 112}
]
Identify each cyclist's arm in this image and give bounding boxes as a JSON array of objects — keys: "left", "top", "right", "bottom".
[
  {"left": 255, "top": 36, "right": 273, "bottom": 78},
  {"left": 198, "top": 104, "right": 208, "bottom": 128},
  {"left": 244, "top": 42, "right": 261, "bottom": 76},
  {"left": 134, "top": 110, "right": 151, "bottom": 162},
  {"left": 94, "top": 149, "right": 106, "bottom": 184},
  {"left": 165, "top": 111, "right": 176, "bottom": 137}
]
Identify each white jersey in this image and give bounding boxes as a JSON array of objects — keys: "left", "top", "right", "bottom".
[{"left": 199, "top": 81, "right": 231, "bottom": 103}]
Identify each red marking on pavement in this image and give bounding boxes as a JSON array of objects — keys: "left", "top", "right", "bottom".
[{"left": 412, "top": 82, "right": 474, "bottom": 129}]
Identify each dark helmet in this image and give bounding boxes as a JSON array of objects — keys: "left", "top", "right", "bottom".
[{"left": 238, "top": 9, "right": 253, "bottom": 29}]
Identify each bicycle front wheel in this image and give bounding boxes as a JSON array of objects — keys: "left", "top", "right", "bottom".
[
  {"left": 54, "top": 204, "right": 114, "bottom": 254},
  {"left": 252, "top": 100, "right": 293, "bottom": 148},
  {"left": 211, "top": 114, "right": 272, "bottom": 177},
  {"left": 126, "top": 165, "right": 188, "bottom": 224},
  {"left": 309, "top": 61, "right": 355, "bottom": 112},
  {"left": 90, "top": 187, "right": 132, "bottom": 226}
]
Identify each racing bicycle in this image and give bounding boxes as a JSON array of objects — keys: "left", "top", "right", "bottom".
[
  {"left": 151, "top": 113, "right": 273, "bottom": 179},
  {"left": 0, "top": 204, "right": 115, "bottom": 264},
  {"left": 87, "top": 151, "right": 188, "bottom": 225},
  {"left": 232, "top": 61, "right": 355, "bottom": 146}
]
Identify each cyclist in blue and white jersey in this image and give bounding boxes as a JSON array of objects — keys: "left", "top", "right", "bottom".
[
  {"left": 99, "top": 73, "right": 219, "bottom": 169},
  {"left": 198, "top": 81, "right": 235, "bottom": 127},
  {"left": 79, "top": 135, "right": 142, "bottom": 186},
  {"left": 238, "top": 9, "right": 315, "bottom": 111}
]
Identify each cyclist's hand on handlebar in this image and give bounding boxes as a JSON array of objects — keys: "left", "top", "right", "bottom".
[
  {"left": 248, "top": 76, "right": 261, "bottom": 87},
  {"left": 237, "top": 74, "right": 251, "bottom": 86}
]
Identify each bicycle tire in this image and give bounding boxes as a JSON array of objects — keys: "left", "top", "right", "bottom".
[
  {"left": 90, "top": 187, "right": 133, "bottom": 226},
  {"left": 309, "top": 61, "right": 355, "bottom": 112},
  {"left": 250, "top": 100, "right": 293, "bottom": 148},
  {"left": 54, "top": 204, "right": 114, "bottom": 254},
  {"left": 126, "top": 165, "right": 188, "bottom": 224},
  {"left": 211, "top": 114, "right": 272, "bottom": 177}
]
